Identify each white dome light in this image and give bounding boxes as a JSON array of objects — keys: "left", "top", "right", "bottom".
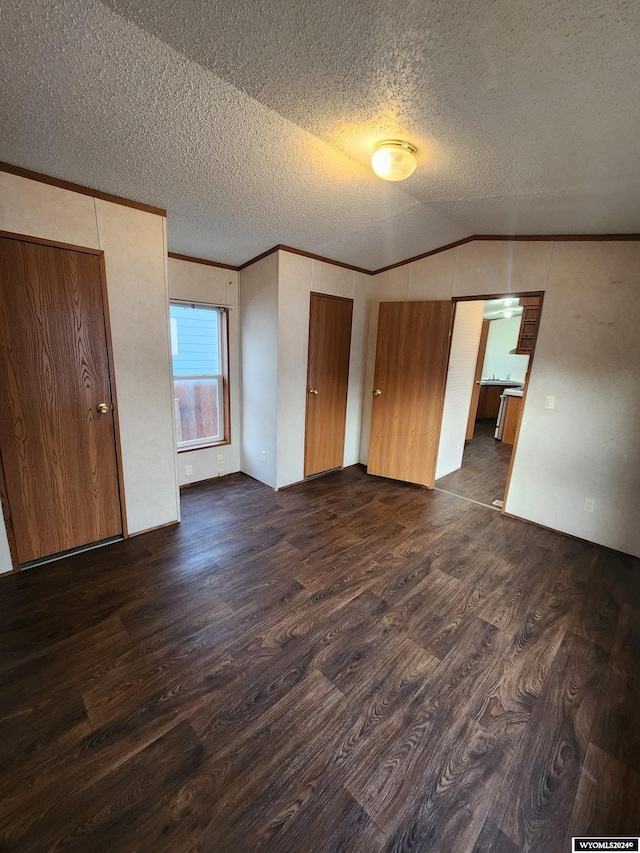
[{"left": 371, "top": 140, "right": 417, "bottom": 181}]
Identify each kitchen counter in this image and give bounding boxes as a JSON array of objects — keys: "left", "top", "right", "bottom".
[{"left": 477, "top": 380, "right": 523, "bottom": 420}]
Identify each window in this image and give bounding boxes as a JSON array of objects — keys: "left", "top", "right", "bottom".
[{"left": 170, "top": 302, "right": 229, "bottom": 450}]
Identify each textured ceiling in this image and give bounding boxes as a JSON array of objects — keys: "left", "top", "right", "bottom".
[{"left": 1, "top": 0, "right": 639, "bottom": 269}]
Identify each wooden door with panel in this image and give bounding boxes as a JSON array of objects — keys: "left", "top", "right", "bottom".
[
  {"left": 367, "top": 300, "right": 454, "bottom": 488},
  {"left": 304, "top": 293, "right": 353, "bottom": 478},
  {"left": 0, "top": 235, "right": 123, "bottom": 565}
]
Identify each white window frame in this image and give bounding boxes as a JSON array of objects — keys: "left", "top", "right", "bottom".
[{"left": 170, "top": 300, "right": 229, "bottom": 451}]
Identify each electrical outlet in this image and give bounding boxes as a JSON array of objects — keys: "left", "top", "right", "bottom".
[
  {"left": 545, "top": 395, "right": 555, "bottom": 410},
  {"left": 185, "top": 464, "right": 193, "bottom": 476},
  {"left": 217, "top": 470, "right": 225, "bottom": 478},
  {"left": 584, "top": 497, "right": 596, "bottom": 513},
  {"left": 261, "top": 450, "right": 267, "bottom": 463},
  {"left": 217, "top": 454, "right": 223, "bottom": 465}
]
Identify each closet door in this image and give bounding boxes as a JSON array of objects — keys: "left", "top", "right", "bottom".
[
  {"left": 0, "top": 235, "right": 123, "bottom": 565},
  {"left": 368, "top": 301, "right": 453, "bottom": 488},
  {"left": 304, "top": 293, "right": 353, "bottom": 478}
]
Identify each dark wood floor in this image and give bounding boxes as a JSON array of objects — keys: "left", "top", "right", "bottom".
[
  {"left": 1, "top": 466, "right": 639, "bottom": 852},
  {"left": 436, "top": 419, "right": 512, "bottom": 507}
]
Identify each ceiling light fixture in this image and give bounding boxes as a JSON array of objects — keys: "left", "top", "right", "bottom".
[
  {"left": 503, "top": 298, "right": 514, "bottom": 306},
  {"left": 371, "top": 140, "right": 417, "bottom": 182},
  {"left": 503, "top": 310, "right": 514, "bottom": 318}
]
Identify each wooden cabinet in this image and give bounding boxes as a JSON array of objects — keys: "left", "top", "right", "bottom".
[
  {"left": 502, "top": 395, "right": 523, "bottom": 445},
  {"left": 514, "top": 297, "right": 540, "bottom": 355},
  {"left": 477, "top": 384, "right": 507, "bottom": 420}
]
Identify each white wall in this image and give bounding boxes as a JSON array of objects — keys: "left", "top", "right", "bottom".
[
  {"left": 276, "top": 251, "right": 370, "bottom": 489},
  {"left": 95, "top": 200, "right": 179, "bottom": 535},
  {"left": 239, "top": 249, "right": 370, "bottom": 490},
  {"left": 482, "top": 316, "right": 530, "bottom": 382},
  {"left": 506, "top": 241, "right": 640, "bottom": 556},
  {"left": 168, "top": 257, "right": 241, "bottom": 486},
  {"left": 0, "top": 171, "right": 180, "bottom": 572},
  {"left": 239, "top": 252, "right": 279, "bottom": 488},
  {"left": 365, "top": 238, "right": 640, "bottom": 558},
  {"left": 435, "top": 300, "right": 485, "bottom": 480}
]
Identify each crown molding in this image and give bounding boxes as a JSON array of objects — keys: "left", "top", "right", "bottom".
[
  {"left": 5, "top": 163, "right": 637, "bottom": 274},
  {"left": 373, "top": 233, "right": 640, "bottom": 275},
  {"left": 168, "top": 252, "right": 239, "bottom": 271},
  {"left": 238, "top": 244, "right": 371, "bottom": 275},
  {"left": 0, "top": 162, "right": 167, "bottom": 217}
]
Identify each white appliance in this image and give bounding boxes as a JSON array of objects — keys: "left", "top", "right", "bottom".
[{"left": 494, "top": 394, "right": 508, "bottom": 439}]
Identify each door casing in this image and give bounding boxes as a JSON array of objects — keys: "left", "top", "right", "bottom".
[{"left": 451, "top": 291, "right": 546, "bottom": 512}]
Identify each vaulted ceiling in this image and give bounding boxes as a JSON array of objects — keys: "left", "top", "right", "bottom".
[{"left": 2, "top": 0, "right": 639, "bottom": 269}]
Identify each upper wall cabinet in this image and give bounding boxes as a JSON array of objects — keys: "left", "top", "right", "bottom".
[{"left": 513, "top": 296, "right": 540, "bottom": 355}]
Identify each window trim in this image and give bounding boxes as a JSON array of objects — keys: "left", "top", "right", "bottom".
[{"left": 170, "top": 301, "right": 231, "bottom": 453}]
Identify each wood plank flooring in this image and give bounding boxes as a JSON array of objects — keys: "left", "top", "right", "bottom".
[
  {"left": 1, "top": 465, "right": 639, "bottom": 852},
  {"left": 436, "top": 419, "right": 512, "bottom": 506}
]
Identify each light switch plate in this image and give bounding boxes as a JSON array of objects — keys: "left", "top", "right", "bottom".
[{"left": 545, "top": 395, "right": 555, "bottom": 409}]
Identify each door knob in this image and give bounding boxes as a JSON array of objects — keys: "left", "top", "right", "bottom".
[
  {"left": 96, "top": 402, "right": 109, "bottom": 415},
  {"left": 309, "top": 389, "right": 318, "bottom": 395},
  {"left": 372, "top": 389, "right": 382, "bottom": 397}
]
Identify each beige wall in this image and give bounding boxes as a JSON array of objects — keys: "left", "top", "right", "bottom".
[
  {"left": 364, "top": 239, "right": 640, "bottom": 557},
  {"left": 507, "top": 241, "right": 640, "bottom": 556},
  {"left": 2, "top": 171, "right": 635, "bottom": 565},
  {"left": 276, "top": 251, "right": 371, "bottom": 489},
  {"left": 435, "top": 300, "right": 485, "bottom": 480},
  {"left": 168, "top": 257, "right": 241, "bottom": 485},
  {"left": 239, "top": 252, "right": 279, "bottom": 488},
  {"left": 239, "top": 250, "right": 370, "bottom": 490},
  {"left": 0, "top": 172, "right": 179, "bottom": 573}
]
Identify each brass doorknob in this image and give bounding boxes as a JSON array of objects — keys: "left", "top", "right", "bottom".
[
  {"left": 309, "top": 389, "right": 319, "bottom": 395},
  {"left": 372, "top": 389, "right": 382, "bottom": 397},
  {"left": 96, "top": 403, "right": 109, "bottom": 415}
]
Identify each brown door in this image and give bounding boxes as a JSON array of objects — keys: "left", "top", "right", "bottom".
[
  {"left": 0, "top": 236, "right": 123, "bottom": 564},
  {"left": 368, "top": 301, "right": 453, "bottom": 488},
  {"left": 304, "top": 293, "right": 353, "bottom": 477}
]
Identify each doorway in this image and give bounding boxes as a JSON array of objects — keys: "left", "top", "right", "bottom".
[
  {"left": 435, "top": 293, "right": 543, "bottom": 509},
  {"left": 0, "top": 233, "right": 124, "bottom": 569}
]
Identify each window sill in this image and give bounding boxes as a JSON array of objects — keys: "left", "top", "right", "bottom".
[{"left": 177, "top": 438, "right": 230, "bottom": 454}]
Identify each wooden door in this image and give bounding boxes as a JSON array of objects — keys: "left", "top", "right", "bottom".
[
  {"left": 0, "top": 236, "right": 123, "bottom": 565},
  {"left": 465, "top": 318, "right": 490, "bottom": 439},
  {"left": 304, "top": 293, "right": 353, "bottom": 477},
  {"left": 368, "top": 301, "right": 453, "bottom": 487}
]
